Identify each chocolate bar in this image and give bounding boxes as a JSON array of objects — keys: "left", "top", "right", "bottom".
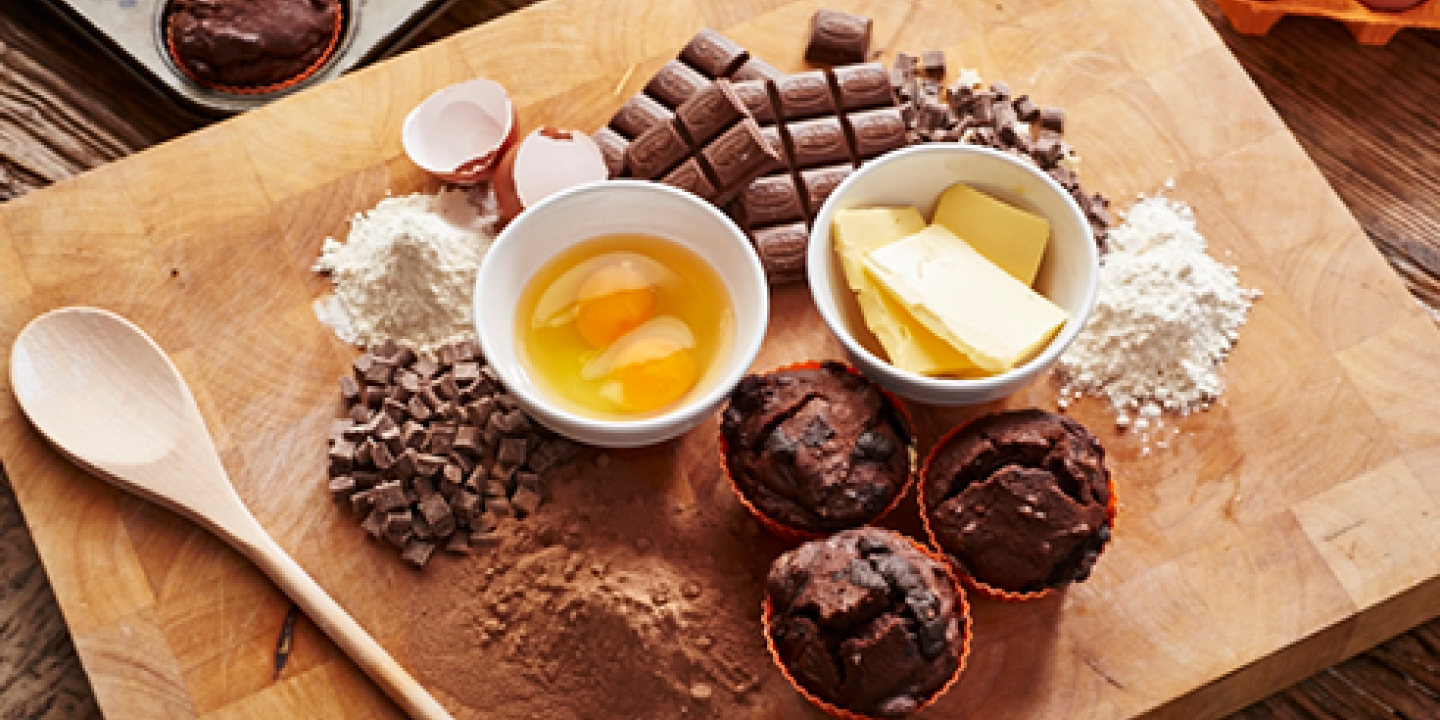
[{"left": 598, "top": 29, "right": 906, "bottom": 285}]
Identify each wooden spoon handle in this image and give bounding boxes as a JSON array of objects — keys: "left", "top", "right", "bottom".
[{"left": 232, "top": 521, "right": 454, "bottom": 720}]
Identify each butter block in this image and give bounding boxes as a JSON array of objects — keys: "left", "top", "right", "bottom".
[
  {"left": 832, "top": 207, "right": 926, "bottom": 291},
  {"left": 932, "top": 183, "right": 1050, "bottom": 285},
  {"left": 865, "top": 223, "right": 1067, "bottom": 373},
  {"left": 832, "top": 208, "right": 978, "bottom": 376}
]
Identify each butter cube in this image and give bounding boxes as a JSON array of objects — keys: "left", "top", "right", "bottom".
[
  {"left": 865, "top": 223, "right": 1067, "bottom": 373},
  {"left": 932, "top": 183, "right": 1050, "bottom": 285},
  {"left": 832, "top": 208, "right": 978, "bottom": 376}
]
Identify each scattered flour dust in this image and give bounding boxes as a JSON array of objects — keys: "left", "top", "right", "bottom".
[
  {"left": 1058, "top": 194, "right": 1260, "bottom": 431},
  {"left": 313, "top": 187, "right": 498, "bottom": 352}
]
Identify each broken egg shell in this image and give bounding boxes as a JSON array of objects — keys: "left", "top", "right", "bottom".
[
  {"left": 494, "top": 127, "right": 610, "bottom": 226},
  {"left": 402, "top": 78, "right": 518, "bottom": 185}
]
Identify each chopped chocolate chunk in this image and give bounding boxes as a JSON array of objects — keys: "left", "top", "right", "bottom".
[
  {"left": 920, "top": 50, "right": 945, "bottom": 78},
  {"left": 1039, "top": 106, "right": 1065, "bottom": 133},
  {"left": 528, "top": 438, "right": 581, "bottom": 474},
  {"left": 497, "top": 437, "right": 529, "bottom": 468},
  {"left": 371, "top": 481, "right": 408, "bottom": 514},
  {"left": 401, "top": 539, "right": 437, "bottom": 568},
  {"left": 418, "top": 493, "right": 457, "bottom": 538},
  {"left": 512, "top": 487, "right": 542, "bottom": 519},
  {"left": 328, "top": 474, "right": 356, "bottom": 498},
  {"left": 328, "top": 439, "right": 356, "bottom": 474},
  {"left": 444, "top": 533, "right": 471, "bottom": 555},
  {"left": 1013, "top": 94, "right": 1039, "bottom": 122},
  {"left": 382, "top": 510, "right": 413, "bottom": 548},
  {"left": 412, "top": 356, "right": 440, "bottom": 379},
  {"left": 339, "top": 375, "right": 361, "bottom": 405}
]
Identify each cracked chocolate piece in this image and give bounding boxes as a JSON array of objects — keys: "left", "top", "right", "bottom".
[
  {"left": 721, "top": 362, "right": 913, "bottom": 534},
  {"left": 766, "top": 527, "right": 965, "bottom": 718},
  {"left": 922, "top": 409, "right": 1112, "bottom": 594}
]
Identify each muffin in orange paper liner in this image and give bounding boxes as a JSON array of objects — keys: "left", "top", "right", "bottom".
[
  {"left": 165, "top": 0, "right": 343, "bottom": 96},
  {"left": 919, "top": 408, "right": 1116, "bottom": 603},
  {"left": 718, "top": 360, "right": 916, "bottom": 544},
  {"left": 763, "top": 526, "right": 971, "bottom": 719}
]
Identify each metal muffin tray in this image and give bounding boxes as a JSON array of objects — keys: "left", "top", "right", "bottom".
[{"left": 39, "top": 0, "right": 460, "bottom": 117}]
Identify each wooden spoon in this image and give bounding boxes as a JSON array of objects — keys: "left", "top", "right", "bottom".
[{"left": 9, "top": 306, "right": 453, "bottom": 720}]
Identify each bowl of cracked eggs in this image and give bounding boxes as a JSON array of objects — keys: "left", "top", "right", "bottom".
[
  {"left": 807, "top": 143, "right": 1099, "bottom": 406},
  {"left": 474, "top": 180, "right": 769, "bottom": 448}
]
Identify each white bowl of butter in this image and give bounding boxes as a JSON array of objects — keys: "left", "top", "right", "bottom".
[{"left": 807, "top": 143, "right": 1098, "bottom": 406}]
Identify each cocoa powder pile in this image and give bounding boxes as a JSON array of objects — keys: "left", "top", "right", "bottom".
[{"left": 406, "top": 430, "right": 825, "bottom": 719}]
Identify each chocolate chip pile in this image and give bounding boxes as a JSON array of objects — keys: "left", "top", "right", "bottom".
[
  {"left": 326, "top": 340, "right": 580, "bottom": 567},
  {"left": 888, "top": 50, "right": 1117, "bottom": 241},
  {"left": 766, "top": 527, "right": 966, "bottom": 718}
]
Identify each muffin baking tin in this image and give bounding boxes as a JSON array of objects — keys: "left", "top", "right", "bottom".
[{"left": 38, "top": 0, "right": 460, "bottom": 116}]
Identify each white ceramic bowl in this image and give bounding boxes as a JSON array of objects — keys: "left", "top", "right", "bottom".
[
  {"left": 474, "top": 180, "right": 769, "bottom": 448},
  {"left": 807, "top": 144, "right": 1099, "bottom": 406}
]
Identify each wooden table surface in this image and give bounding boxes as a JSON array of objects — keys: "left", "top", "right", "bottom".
[{"left": 4, "top": 1, "right": 1440, "bottom": 719}]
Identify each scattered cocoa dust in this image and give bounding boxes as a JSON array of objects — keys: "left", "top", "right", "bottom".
[{"left": 406, "top": 425, "right": 822, "bottom": 719}]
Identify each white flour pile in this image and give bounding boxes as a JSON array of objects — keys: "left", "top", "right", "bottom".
[
  {"left": 1058, "top": 195, "right": 1260, "bottom": 428},
  {"left": 314, "top": 188, "right": 498, "bottom": 351}
]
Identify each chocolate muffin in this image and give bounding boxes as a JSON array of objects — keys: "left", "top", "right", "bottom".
[
  {"left": 720, "top": 362, "right": 912, "bottom": 536},
  {"left": 922, "top": 409, "right": 1112, "bottom": 596},
  {"left": 765, "top": 527, "right": 968, "bottom": 718},
  {"left": 167, "top": 0, "right": 342, "bottom": 92}
]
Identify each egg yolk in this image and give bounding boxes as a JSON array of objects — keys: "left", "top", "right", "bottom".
[
  {"left": 605, "top": 338, "right": 698, "bottom": 412},
  {"left": 574, "top": 262, "right": 656, "bottom": 348}
]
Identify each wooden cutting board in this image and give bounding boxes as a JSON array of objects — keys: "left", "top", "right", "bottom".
[{"left": 4, "top": 0, "right": 1440, "bottom": 718}]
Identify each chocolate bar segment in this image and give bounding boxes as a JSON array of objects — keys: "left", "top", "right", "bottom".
[
  {"left": 787, "top": 116, "right": 854, "bottom": 169},
  {"left": 799, "top": 164, "right": 853, "bottom": 215},
  {"left": 848, "top": 106, "right": 909, "bottom": 160},
  {"left": 830, "top": 63, "right": 895, "bottom": 112},
  {"left": 681, "top": 28, "right": 750, "bottom": 78},
  {"left": 609, "top": 94, "right": 673, "bottom": 139},
  {"left": 739, "top": 173, "right": 808, "bottom": 227},
  {"left": 751, "top": 222, "right": 810, "bottom": 286},
  {"left": 703, "top": 121, "right": 785, "bottom": 203},
  {"left": 731, "top": 56, "right": 785, "bottom": 83},
  {"left": 804, "top": 8, "right": 872, "bottom": 66},
  {"left": 674, "top": 80, "right": 748, "bottom": 146},
  {"left": 774, "top": 70, "right": 839, "bottom": 121},
  {"left": 662, "top": 158, "right": 720, "bottom": 202},
  {"left": 647, "top": 60, "right": 712, "bottom": 109},
  {"left": 730, "top": 79, "right": 779, "bottom": 124},
  {"left": 626, "top": 121, "right": 692, "bottom": 179}
]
